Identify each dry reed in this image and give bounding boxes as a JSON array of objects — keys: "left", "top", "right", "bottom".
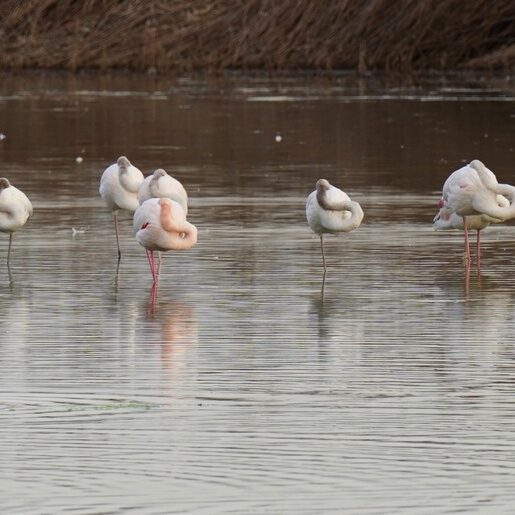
[{"left": 1, "top": 0, "right": 514, "bottom": 72}]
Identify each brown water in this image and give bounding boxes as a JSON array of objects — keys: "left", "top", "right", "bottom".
[{"left": 1, "top": 72, "right": 515, "bottom": 513}]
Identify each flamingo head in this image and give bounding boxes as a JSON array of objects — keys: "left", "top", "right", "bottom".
[
  {"left": 117, "top": 156, "right": 131, "bottom": 169},
  {"left": 316, "top": 179, "right": 331, "bottom": 192},
  {"left": 153, "top": 168, "right": 167, "bottom": 180},
  {"left": 0, "top": 178, "right": 11, "bottom": 191}
]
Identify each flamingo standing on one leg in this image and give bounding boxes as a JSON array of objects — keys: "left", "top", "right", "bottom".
[
  {"left": 306, "top": 179, "right": 364, "bottom": 274},
  {"left": 439, "top": 160, "right": 515, "bottom": 264},
  {"left": 0, "top": 178, "right": 32, "bottom": 266},
  {"left": 133, "top": 197, "right": 197, "bottom": 283},
  {"left": 137, "top": 168, "right": 189, "bottom": 274},
  {"left": 99, "top": 156, "right": 144, "bottom": 260},
  {"left": 433, "top": 196, "right": 509, "bottom": 269}
]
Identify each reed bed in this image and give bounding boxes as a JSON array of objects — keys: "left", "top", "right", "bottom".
[{"left": 1, "top": 0, "right": 514, "bottom": 72}]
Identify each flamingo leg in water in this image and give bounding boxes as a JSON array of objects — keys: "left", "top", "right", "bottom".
[
  {"left": 151, "top": 251, "right": 158, "bottom": 283},
  {"left": 147, "top": 281, "right": 159, "bottom": 317},
  {"left": 145, "top": 249, "right": 151, "bottom": 275},
  {"left": 6, "top": 233, "right": 12, "bottom": 266},
  {"left": 157, "top": 251, "right": 162, "bottom": 276},
  {"left": 476, "top": 229, "right": 481, "bottom": 270},
  {"left": 146, "top": 249, "right": 156, "bottom": 282},
  {"left": 113, "top": 211, "right": 121, "bottom": 261},
  {"left": 320, "top": 235, "right": 327, "bottom": 274},
  {"left": 462, "top": 216, "right": 470, "bottom": 264}
]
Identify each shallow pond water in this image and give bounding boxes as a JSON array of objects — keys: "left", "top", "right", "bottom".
[{"left": 1, "top": 72, "right": 515, "bottom": 513}]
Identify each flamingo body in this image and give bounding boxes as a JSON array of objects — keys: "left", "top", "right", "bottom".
[
  {"left": 306, "top": 179, "right": 363, "bottom": 273},
  {"left": 441, "top": 160, "right": 515, "bottom": 220},
  {"left": 433, "top": 201, "right": 507, "bottom": 232},
  {"left": 99, "top": 156, "right": 144, "bottom": 259},
  {"left": 0, "top": 179, "right": 32, "bottom": 233},
  {"left": 99, "top": 156, "right": 144, "bottom": 212},
  {"left": 137, "top": 169, "right": 188, "bottom": 214},
  {"left": 0, "top": 178, "right": 33, "bottom": 264},
  {"left": 438, "top": 159, "right": 515, "bottom": 265},
  {"left": 306, "top": 179, "right": 363, "bottom": 236},
  {"left": 133, "top": 198, "right": 197, "bottom": 281}
]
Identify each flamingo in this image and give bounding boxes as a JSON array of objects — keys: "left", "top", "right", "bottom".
[
  {"left": 433, "top": 196, "right": 509, "bottom": 268},
  {"left": 306, "top": 179, "right": 364, "bottom": 273},
  {"left": 137, "top": 168, "right": 188, "bottom": 213},
  {"left": 439, "top": 160, "right": 515, "bottom": 263},
  {"left": 133, "top": 197, "right": 197, "bottom": 283},
  {"left": 137, "top": 168, "right": 190, "bottom": 274},
  {"left": 99, "top": 156, "right": 144, "bottom": 260},
  {"left": 0, "top": 178, "right": 33, "bottom": 266}
]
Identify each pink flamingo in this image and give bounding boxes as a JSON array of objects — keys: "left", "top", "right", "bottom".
[
  {"left": 133, "top": 198, "right": 197, "bottom": 282},
  {"left": 439, "top": 160, "right": 515, "bottom": 264}
]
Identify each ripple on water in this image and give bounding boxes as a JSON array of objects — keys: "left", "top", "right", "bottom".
[{"left": 2, "top": 75, "right": 515, "bottom": 513}]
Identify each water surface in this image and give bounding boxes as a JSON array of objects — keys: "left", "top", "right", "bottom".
[{"left": 1, "top": 72, "right": 515, "bottom": 513}]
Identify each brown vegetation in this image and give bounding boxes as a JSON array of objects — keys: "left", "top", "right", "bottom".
[{"left": 1, "top": 0, "right": 514, "bottom": 73}]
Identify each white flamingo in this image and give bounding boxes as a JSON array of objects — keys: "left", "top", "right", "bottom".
[
  {"left": 137, "top": 168, "right": 188, "bottom": 213},
  {"left": 133, "top": 198, "right": 197, "bottom": 283},
  {"left": 433, "top": 196, "right": 509, "bottom": 268},
  {"left": 99, "top": 156, "right": 144, "bottom": 259},
  {"left": 306, "top": 179, "right": 364, "bottom": 273},
  {"left": 0, "top": 178, "right": 33, "bottom": 265},
  {"left": 439, "top": 160, "right": 515, "bottom": 263}
]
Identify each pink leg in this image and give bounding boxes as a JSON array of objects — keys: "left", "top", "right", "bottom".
[
  {"left": 476, "top": 229, "right": 481, "bottom": 270},
  {"left": 463, "top": 216, "right": 470, "bottom": 264},
  {"left": 464, "top": 258, "right": 470, "bottom": 296},
  {"left": 147, "top": 281, "right": 159, "bottom": 318},
  {"left": 152, "top": 252, "right": 162, "bottom": 282},
  {"left": 157, "top": 252, "right": 163, "bottom": 276},
  {"left": 151, "top": 251, "right": 158, "bottom": 283},
  {"left": 146, "top": 249, "right": 156, "bottom": 281}
]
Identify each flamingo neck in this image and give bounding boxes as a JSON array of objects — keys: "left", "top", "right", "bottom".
[
  {"left": 119, "top": 168, "right": 139, "bottom": 194},
  {"left": 473, "top": 163, "right": 515, "bottom": 220},
  {"left": 149, "top": 175, "right": 161, "bottom": 198},
  {"left": 340, "top": 200, "right": 364, "bottom": 231},
  {"left": 159, "top": 201, "right": 197, "bottom": 249}
]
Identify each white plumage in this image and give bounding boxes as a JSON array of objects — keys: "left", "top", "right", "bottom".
[
  {"left": 437, "top": 160, "right": 515, "bottom": 265},
  {"left": 441, "top": 160, "right": 515, "bottom": 220},
  {"left": 137, "top": 168, "right": 188, "bottom": 214},
  {"left": 0, "top": 178, "right": 33, "bottom": 264},
  {"left": 99, "top": 156, "right": 144, "bottom": 259},
  {"left": 306, "top": 179, "right": 363, "bottom": 273}
]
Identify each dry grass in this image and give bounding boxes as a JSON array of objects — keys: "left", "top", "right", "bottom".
[{"left": 1, "top": 0, "right": 514, "bottom": 72}]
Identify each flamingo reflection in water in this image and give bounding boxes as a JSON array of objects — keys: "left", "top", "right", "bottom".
[{"left": 144, "top": 285, "right": 198, "bottom": 376}]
